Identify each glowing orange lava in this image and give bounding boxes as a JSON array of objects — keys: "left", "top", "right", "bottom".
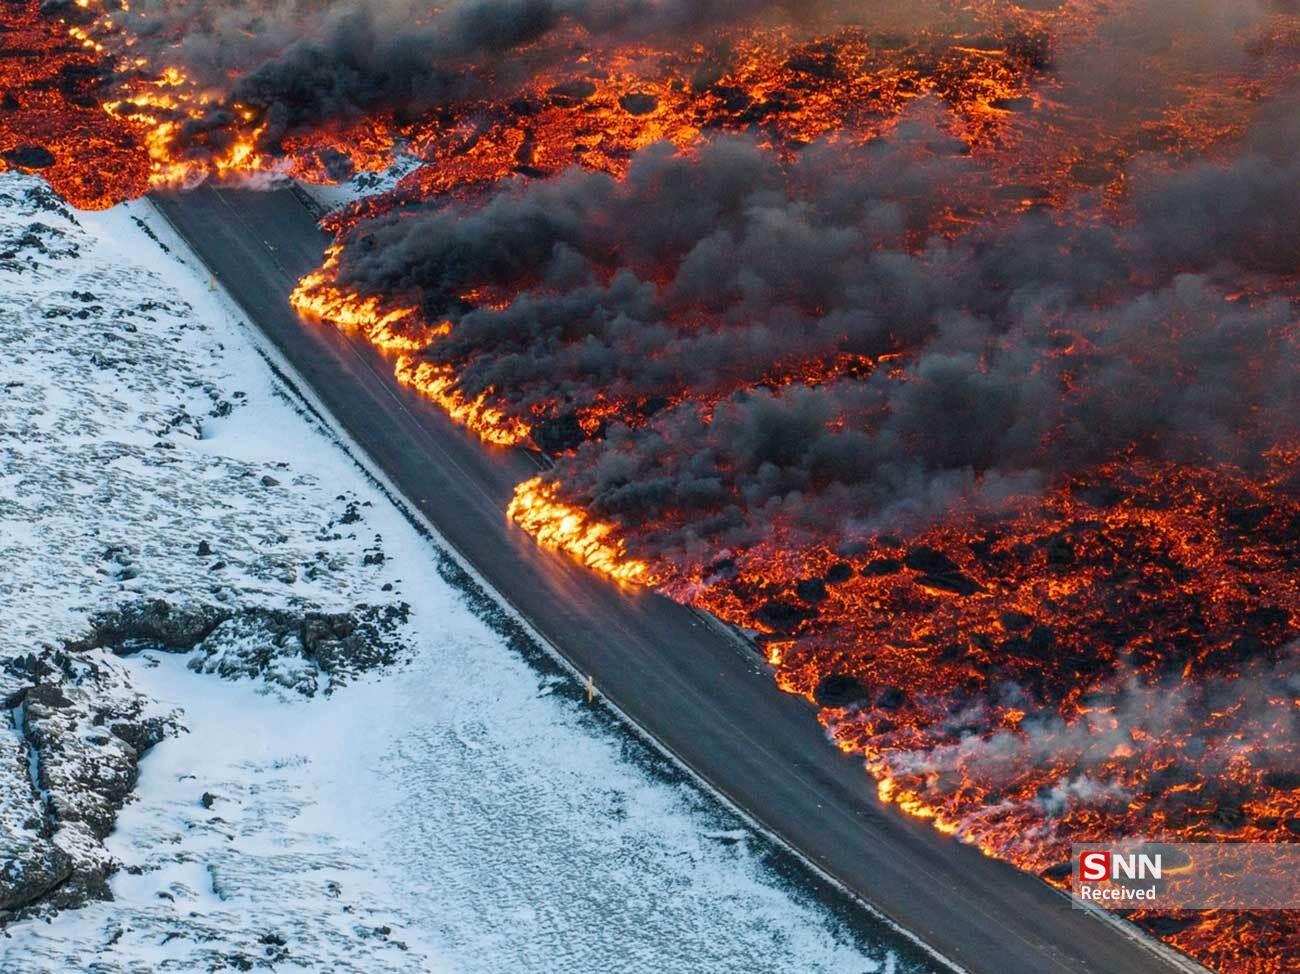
[
  {"left": 508, "top": 477, "right": 653, "bottom": 585},
  {"left": 9, "top": 0, "right": 1300, "bottom": 969}
]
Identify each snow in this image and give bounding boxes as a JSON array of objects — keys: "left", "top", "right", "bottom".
[
  {"left": 0, "top": 173, "right": 935, "bottom": 973},
  {"left": 300, "top": 154, "right": 426, "bottom": 213}
]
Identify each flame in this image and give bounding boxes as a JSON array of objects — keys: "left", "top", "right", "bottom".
[
  {"left": 395, "top": 356, "right": 531, "bottom": 447},
  {"left": 10, "top": 0, "right": 1300, "bottom": 968},
  {"left": 508, "top": 478, "right": 653, "bottom": 585},
  {"left": 292, "top": 247, "right": 425, "bottom": 347}
]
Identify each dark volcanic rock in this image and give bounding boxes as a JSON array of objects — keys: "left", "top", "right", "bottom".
[
  {"left": 824, "top": 562, "right": 854, "bottom": 584},
  {"left": 814, "top": 673, "right": 870, "bottom": 709},
  {"left": 0, "top": 596, "right": 412, "bottom": 924},
  {"left": 548, "top": 79, "right": 597, "bottom": 106},
  {"left": 862, "top": 557, "right": 902, "bottom": 576},
  {"left": 990, "top": 96, "right": 1034, "bottom": 112},
  {"left": 794, "top": 578, "right": 829, "bottom": 604},
  {"left": 876, "top": 686, "right": 909, "bottom": 711},
  {"left": 904, "top": 546, "right": 960, "bottom": 576},
  {"left": 24, "top": 683, "right": 72, "bottom": 710},
  {"left": 0, "top": 844, "right": 74, "bottom": 914},
  {"left": 1002, "top": 625, "right": 1057, "bottom": 661},
  {"left": 756, "top": 598, "right": 817, "bottom": 632},
  {"left": 1039, "top": 861, "right": 1073, "bottom": 880},
  {"left": 999, "top": 610, "right": 1034, "bottom": 632},
  {"left": 3, "top": 145, "right": 55, "bottom": 170},
  {"left": 785, "top": 52, "right": 838, "bottom": 79},
  {"left": 71, "top": 599, "right": 226, "bottom": 653},
  {"left": 1264, "top": 770, "right": 1300, "bottom": 791},
  {"left": 915, "top": 573, "right": 981, "bottom": 596},
  {"left": 1140, "top": 915, "right": 1200, "bottom": 936},
  {"left": 64, "top": 599, "right": 409, "bottom": 697},
  {"left": 1043, "top": 534, "right": 1076, "bottom": 567},
  {"left": 1, "top": 648, "right": 184, "bottom": 922},
  {"left": 618, "top": 92, "right": 658, "bottom": 115},
  {"left": 317, "top": 146, "right": 355, "bottom": 182}
]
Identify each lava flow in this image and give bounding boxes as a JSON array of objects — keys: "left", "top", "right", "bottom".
[{"left": 7, "top": 0, "right": 1300, "bottom": 971}]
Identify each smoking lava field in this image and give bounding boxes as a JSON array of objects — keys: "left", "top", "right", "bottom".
[{"left": 4, "top": 1, "right": 1299, "bottom": 970}]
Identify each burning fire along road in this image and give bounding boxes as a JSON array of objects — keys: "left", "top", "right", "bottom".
[
  {"left": 8, "top": 0, "right": 1300, "bottom": 969},
  {"left": 150, "top": 184, "right": 1204, "bottom": 974}
]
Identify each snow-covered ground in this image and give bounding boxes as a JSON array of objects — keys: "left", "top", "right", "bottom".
[{"left": 0, "top": 172, "right": 935, "bottom": 973}]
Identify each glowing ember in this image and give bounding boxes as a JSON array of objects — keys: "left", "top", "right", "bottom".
[
  {"left": 396, "top": 356, "right": 532, "bottom": 447},
  {"left": 0, "top": 0, "right": 148, "bottom": 208},
  {"left": 508, "top": 477, "right": 653, "bottom": 585},
  {"left": 9, "top": 0, "right": 1300, "bottom": 969}
]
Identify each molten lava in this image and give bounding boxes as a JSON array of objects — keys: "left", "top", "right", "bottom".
[
  {"left": 0, "top": 0, "right": 148, "bottom": 207},
  {"left": 8, "top": 0, "right": 1300, "bottom": 970},
  {"left": 509, "top": 477, "right": 653, "bottom": 585}
]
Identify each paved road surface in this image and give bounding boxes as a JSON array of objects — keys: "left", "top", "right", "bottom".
[{"left": 152, "top": 185, "right": 1201, "bottom": 974}]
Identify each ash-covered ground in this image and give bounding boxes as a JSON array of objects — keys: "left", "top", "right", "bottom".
[{"left": 0, "top": 172, "right": 928, "bottom": 973}]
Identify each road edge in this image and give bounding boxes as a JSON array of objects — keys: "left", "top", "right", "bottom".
[{"left": 146, "top": 189, "right": 1212, "bottom": 974}]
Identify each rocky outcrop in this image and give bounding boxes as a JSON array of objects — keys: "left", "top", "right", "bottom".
[
  {"left": 0, "top": 648, "right": 177, "bottom": 921},
  {"left": 1, "top": 598, "right": 410, "bottom": 924},
  {"left": 69, "top": 598, "right": 410, "bottom": 696}
]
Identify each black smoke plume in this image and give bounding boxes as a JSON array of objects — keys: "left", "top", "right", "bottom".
[
  {"left": 100, "top": 0, "right": 855, "bottom": 156},
  {"left": 329, "top": 97, "right": 1300, "bottom": 557}
]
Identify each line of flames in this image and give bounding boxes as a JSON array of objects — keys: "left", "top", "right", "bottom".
[
  {"left": 292, "top": 254, "right": 531, "bottom": 446},
  {"left": 507, "top": 477, "right": 653, "bottom": 585},
  {"left": 394, "top": 356, "right": 531, "bottom": 447}
]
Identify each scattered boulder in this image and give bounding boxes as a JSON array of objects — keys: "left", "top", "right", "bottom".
[
  {"left": 905, "top": 546, "right": 981, "bottom": 595},
  {"left": 618, "top": 92, "right": 658, "bottom": 115},
  {"left": 794, "top": 578, "right": 828, "bottom": 604},
  {"left": 548, "top": 79, "right": 597, "bottom": 106},
  {"left": 2, "top": 146, "right": 55, "bottom": 170},
  {"left": 1043, "top": 534, "right": 1076, "bottom": 567},
  {"left": 824, "top": 562, "right": 854, "bottom": 584},
  {"left": 999, "top": 609, "right": 1034, "bottom": 632},
  {"left": 1039, "top": 861, "right": 1073, "bottom": 881},
  {"left": 69, "top": 600, "right": 226, "bottom": 653},
  {"left": 904, "top": 546, "right": 959, "bottom": 576},
  {"left": 756, "top": 598, "right": 817, "bottom": 633},
  {"left": 1264, "top": 770, "right": 1300, "bottom": 791},
  {"left": 876, "top": 686, "right": 909, "bottom": 711},
  {"left": 862, "top": 557, "right": 902, "bottom": 576},
  {"left": 813, "top": 673, "right": 870, "bottom": 709}
]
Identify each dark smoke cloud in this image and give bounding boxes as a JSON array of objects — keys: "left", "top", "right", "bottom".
[
  {"left": 1052, "top": 0, "right": 1273, "bottom": 120},
  {"left": 338, "top": 126, "right": 972, "bottom": 406},
  {"left": 328, "top": 93, "right": 1300, "bottom": 557},
  {"left": 104, "top": 0, "right": 836, "bottom": 151},
  {"left": 101, "top": 0, "right": 1079, "bottom": 157}
]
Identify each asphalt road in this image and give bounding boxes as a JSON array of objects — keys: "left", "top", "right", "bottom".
[{"left": 152, "top": 185, "right": 1201, "bottom": 974}]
